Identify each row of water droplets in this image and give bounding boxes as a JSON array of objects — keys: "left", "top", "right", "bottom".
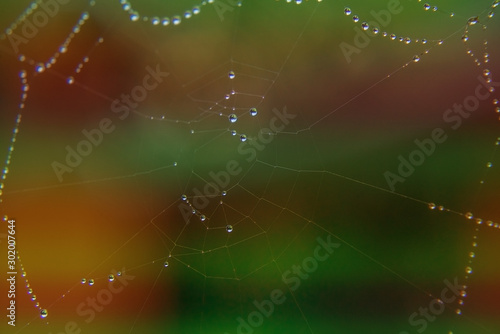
[
  {"left": 2, "top": 216, "right": 48, "bottom": 319},
  {"left": 0, "top": 1, "right": 100, "bottom": 321},
  {"left": 426, "top": 202, "right": 500, "bottom": 317},
  {"left": 120, "top": 0, "right": 239, "bottom": 26}
]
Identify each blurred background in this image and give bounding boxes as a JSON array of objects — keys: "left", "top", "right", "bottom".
[{"left": 1, "top": 0, "right": 500, "bottom": 333}]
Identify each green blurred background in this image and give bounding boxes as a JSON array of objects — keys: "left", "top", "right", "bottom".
[{"left": 1, "top": 0, "right": 500, "bottom": 333}]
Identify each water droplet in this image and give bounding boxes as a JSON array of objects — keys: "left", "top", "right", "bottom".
[
  {"left": 249, "top": 108, "right": 258, "bottom": 116},
  {"left": 19, "top": 70, "right": 27, "bottom": 78},
  {"left": 240, "top": 134, "right": 247, "bottom": 142},
  {"left": 352, "top": 15, "right": 359, "bottom": 23},
  {"left": 486, "top": 162, "right": 493, "bottom": 167},
  {"left": 465, "top": 212, "right": 473, "bottom": 219},
  {"left": 428, "top": 203, "right": 436, "bottom": 210},
  {"left": 40, "top": 309, "right": 48, "bottom": 318},
  {"left": 184, "top": 10, "right": 192, "bottom": 19},
  {"left": 28, "top": 288, "right": 33, "bottom": 294},
  {"left": 35, "top": 63, "right": 45, "bottom": 73},
  {"left": 193, "top": 7, "right": 200, "bottom": 14},
  {"left": 413, "top": 55, "right": 420, "bottom": 62},
  {"left": 438, "top": 205, "right": 445, "bottom": 211},
  {"left": 424, "top": 3, "right": 430, "bottom": 10},
  {"left": 67, "top": 76, "right": 74, "bottom": 85},
  {"left": 200, "top": 214, "right": 206, "bottom": 222},
  {"left": 462, "top": 35, "right": 469, "bottom": 42},
  {"left": 465, "top": 266, "right": 473, "bottom": 274},
  {"left": 476, "top": 218, "right": 483, "bottom": 225},
  {"left": 344, "top": 7, "right": 351, "bottom": 15},
  {"left": 181, "top": 194, "right": 187, "bottom": 201},
  {"left": 228, "top": 70, "right": 235, "bottom": 79},
  {"left": 222, "top": 190, "right": 227, "bottom": 196},
  {"left": 456, "top": 308, "right": 462, "bottom": 315},
  {"left": 361, "top": 22, "right": 369, "bottom": 30},
  {"left": 151, "top": 17, "right": 159, "bottom": 25},
  {"left": 108, "top": 274, "right": 115, "bottom": 282},
  {"left": 31, "top": 295, "right": 36, "bottom": 301},
  {"left": 162, "top": 17, "right": 170, "bottom": 26},
  {"left": 164, "top": 261, "right": 169, "bottom": 267},
  {"left": 228, "top": 114, "right": 238, "bottom": 123},
  {"left": 390, "top": 34, "right": 396, "bottom": 40},
  {"left": 226, "top": 225, "right": 233, "bottom": 233},
  {"left": 172, "top": 16, "right": 181, "bottom": 25},
  {"left": 88, "top": 279, "right": 95, "bottom": 286},
  {"left": 468, "top": 16, "right": 479, "bottom": 25},
  {"left": 469, "top": 252, "right": 475, "bottom": 258},
  {"left": 130, "top": 13, "right": 139, "bottom": 21}
]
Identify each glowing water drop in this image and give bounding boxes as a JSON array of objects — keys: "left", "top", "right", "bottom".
[
  {"left": 486, "top": 162, "right": 493, "bottom": 167},
  {"left": 200, "top": 214, "right": 206, "bottom": 222},
  {"left": 226, "top": 225, "right": 233, "bottom": 233},
  {"left": 240, "top": 134, "right": 247, "bottom": 142},
  {"left": 172, "top": 16, "right": 181, "bottom": 25},
  {"left": 88, "top": 279, "right": 95, "bottom": 286},
  {"left": 465, "top": 212, "right": 473, "bottom": 219},
  {"left": 35, "top": 63, "right": 45, "bottom": 73},
  {"left": 413, "top": 55, "right": 420, "bottom": 62},
  {"left": 108, "top": 274, "right": 115, "bottom": 282},
  {"left": 428, "top": 203, "right": 436, "bottom": 210},
  {"left": 361, "top": 22, "right": 369, "bottom": 30},
  {"left": 249, "top": 108, "right": 257, "bottom": 116},
  {"left": 228, "top": 70, "right": 235, "bottom": 79},
  {"left": 40, "top": 309, "right": 48, "bottom": 318},
  {"left": 352, "top": 15, "right": 359, "bottom": 23},
  {"left": 229, "top": 114, "right": 238, "bottom": 123},
  {"left": 424, "top": 3, "right": 430, "bottom": 10},
  {"left": 67, "top": 76, "right": 74, "bottom": 85},
  {"left": 344, "top": 7, "right": 351, "bottom": 15},
  {"left": 81, "top": 278, "right": 86, "bottom": 284},
  {"left": 164, "top": 261, "right": 169, "bottom": 267},
  {"left": 181, "top": 194, "right": 187, "bottom": 201},
  {"left": 469, "top": 252, "right": 475, "bottom": 258},
  {"left": 468, "top": 16, "right": 479, "bottom": 25},
  {"left": 465, "top": 266, "right": 473, "bottom": 274}
]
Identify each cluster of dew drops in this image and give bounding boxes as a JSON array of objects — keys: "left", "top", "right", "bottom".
[
  {"left": 180, "top": 193, "right": 234, "bottom": 233},
  {"left": 225, "top": 70, "right": 258, "bottom": 143}
]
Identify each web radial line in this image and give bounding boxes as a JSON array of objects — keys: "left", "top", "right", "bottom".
[
  {"left": 182, "top": 61, "right": 231, "bottom": 88},
  {"left": 273, "top": 259, "right": 314, "bottom": 334},
  {"left": 255, "top": 159, "right": 429, "bottom": 204},
  {"left": 127, "top": 268, "right": 164, "bottom": 334}
]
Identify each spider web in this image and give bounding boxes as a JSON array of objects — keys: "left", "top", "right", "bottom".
[{"left": 1, "top": 0, "right": 500, "bottom": 333}]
